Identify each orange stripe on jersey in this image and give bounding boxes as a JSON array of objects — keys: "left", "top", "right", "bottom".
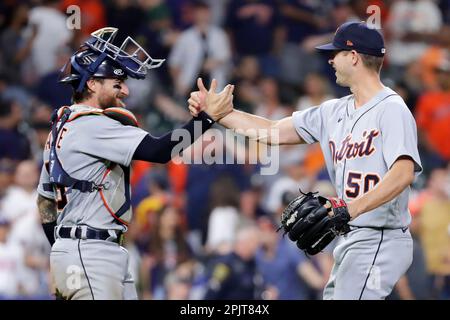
[
  {"left": 55, "top": 106, "right": 70, "bottom": 123},
  {"left": 106, "top": 108, "right": 139, "bottom": 126},
  {"left": 99, "top": 168, "right": 129, "bottom": 226},
  {"left": 67, "top": 111, "right": 103, "bottom": 122}
]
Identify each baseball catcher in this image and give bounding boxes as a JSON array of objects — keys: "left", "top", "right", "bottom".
[
  {"left": 278, "top": 191, "right": 351, "bottom": 255},
  {"left": 37, "top": 27, "right": 234, "bottom": 300}
]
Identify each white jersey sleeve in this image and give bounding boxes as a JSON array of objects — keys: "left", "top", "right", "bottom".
[
  {"left": 379, "top": 98, "right": 422, "bottom": 174},
  {"left": 37, "top": 164, "right": 55, "bottom": 199},
  {"left": 76, "top": 116, "right": 148, "bottom": 167},
  {"left": 291, "top": 99, "right": 340, "bottom": 144}
]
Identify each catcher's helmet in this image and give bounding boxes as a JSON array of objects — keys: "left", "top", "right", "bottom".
[{"left": 60, "top": 27, "right": 165, "bottom": 92}]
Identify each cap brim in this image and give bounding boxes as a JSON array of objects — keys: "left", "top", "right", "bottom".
[{"left": 315, "top": 43, "right": 340, "bottom": 51}]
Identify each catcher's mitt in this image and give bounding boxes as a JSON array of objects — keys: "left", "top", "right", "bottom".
[{"left": 278, "top": 191, "right": 351, "bottom": 255}]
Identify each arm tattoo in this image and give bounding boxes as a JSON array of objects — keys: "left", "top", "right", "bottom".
[{"left": 37, "top": 194, "right": 57, "bottom": 223}]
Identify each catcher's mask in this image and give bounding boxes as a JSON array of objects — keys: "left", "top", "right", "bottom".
[{"left": 59, "top": 27, "right": 165, "bottom": 92}]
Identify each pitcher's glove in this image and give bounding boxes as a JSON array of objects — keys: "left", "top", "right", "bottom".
[{"left": 278, "top": 191, "right": 351, "bottom": 255}]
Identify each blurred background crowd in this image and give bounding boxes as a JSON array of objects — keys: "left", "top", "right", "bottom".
[{"left": 0, "top": 0, "right": 449, "bottom": 300}]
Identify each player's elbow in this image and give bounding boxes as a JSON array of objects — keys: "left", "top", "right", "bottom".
[
  {"left": 269, "top": 118, "right": 303, "bottom": 146},
  {"left": 404, "top": 170, "right": 415, "bottom": 186},
  {"left": 394, "top": 167, "right": 415, "bottom": 194},
  {"left": 402, "top": 160, "right": 416, "bottom": 186},
  {"left": 392, "top": 156, "right": 416, "bottom": 187},
  {"left": 266, "top": 120, "right": 282, "bottom": 146}
]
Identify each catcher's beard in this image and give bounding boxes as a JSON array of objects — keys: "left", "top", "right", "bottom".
[{"left": 99, "top": 93, "right": 126, "bottom": 108}]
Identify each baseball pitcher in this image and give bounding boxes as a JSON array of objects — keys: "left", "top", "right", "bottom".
[{"left": 189, "top": 22, "right": 422, "bottom": 300}]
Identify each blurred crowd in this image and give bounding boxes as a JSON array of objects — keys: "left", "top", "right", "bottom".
[{"left": 0, "top": 0, "right": 449, "bottom": 300}]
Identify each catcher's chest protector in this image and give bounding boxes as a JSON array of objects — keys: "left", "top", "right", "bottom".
[{"left": 44, "top": 106, "right": 134, "bottom": 225}]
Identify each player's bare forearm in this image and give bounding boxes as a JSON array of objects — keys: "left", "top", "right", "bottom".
[
  {"left": 348, "top": 157, "right": 415, "bottom": 219},
  {"left": 218, "top": 110, "right": 275, "bottom": 143},
  {"left": 188, "top": 78, "right": 304, "bottom": 145},
  {"left": 37, "top": 194, "right": 57, "bottom": 223},
  {"left": 219, "top": 110, "right": 304, "bottom": 146}
]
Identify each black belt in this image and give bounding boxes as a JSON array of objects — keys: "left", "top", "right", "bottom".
[
  {"left": 349, "top": 225, "right": 409, "bottom": 233},
  {"left": 56, "top": 226, "right": 124, "bottom": 244}
]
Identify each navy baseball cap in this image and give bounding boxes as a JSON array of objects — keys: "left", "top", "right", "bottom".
[{"left": 316, "top": 21, "right": 386, "bottom": 57}]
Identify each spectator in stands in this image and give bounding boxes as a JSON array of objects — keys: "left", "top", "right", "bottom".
[
  {"left": 255, "top": 77, "right": 292, "bottom": 120},
  {"left": 184, "top": 129, "right": 251, "bottom": 253},
  {"left": 440, "top": 0, "right": 450, "bottom": 23},
  {"left": 296, "top": 72, "right": 335, "bottom": 111},
  {"left": 0, "top": 218, "right": 25, "bottom": 298},
  {"left": 278, "top": 0, "right": 326, "bottom": 86},
  {"left": 386, "top": 0, "right": 442, "bottom": 73},
  {"left": 225, "top": 0, "right": 283, "bottom": 77},
  {"left": 266, "top": 149, "right": 311, "bottom": 215},
  {"left": 105, "top": 0, "right": 144, "bottom": 43},
  {"left": 134, "top": 166, "right": 172, "bottom": 239},
  {"left": 390, "top": 199, "right": 433, "bottom": 300},
  {"left": 140, "top": 205, "right": 193, "bottom": 299},
  {"left": 164, "top": 270, "right": 192, "bottom": 299},
  {"left": 0, "top": 159, "right": 15, "bottom": 203},
  {"left": 1, "top": 160, "right": 40, "bottom": 227},
  {"left": 163, "top": 260, "right": 197, "bottom": 299},
  {"left": 415, "top": 55, "right": 450, "bottom": 168},
  {"left": 417, "top": 168, "right": 450, "bottom": 299},
  {"left": 204, "top": 224, "right": 264, "bottom": 299},
  {"left": 239, "top": 174, "right": 270, "bottom": 220},
  {"left": 205, "top": 175, "right": 242, "bottom": 255},
  {"left": 230, "top": 55, "right": 261, "bottom": 114},
  {"left": 256, "top": 216, "right": 327, "bottom": 299},
  {"left": 135, "top": 0, "right": 178, "bottom": 88},
  {"left": 34, "top": 46, "right": 72, "bottom": 109},
  {"left": 169, "top": 0, "right": 231, "bottom": 99},
  {"left": 417, "top": 25, "right": 450, "bottom": 91},
  {"left": 165, "top": 0, "right": 192, "bottom": 30},
  {"left": 0, "top": 99, "right": 31, "bottom": 161},
  {"left": 1, "top": 160, "right": 50, "bottom": 297},
  {"left": 28, "top": 0, "right": 72, "bottom": 79},
  {"left": 0, "top": 3, "right": 36, "bottom": 85}
]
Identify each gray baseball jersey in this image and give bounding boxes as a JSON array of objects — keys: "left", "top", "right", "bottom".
[
  {"left": 292, "top": 86, "right": 422, "bottom": 228},
  {"left": 37, "top": 104, "right": 148, "bottom": 231}
]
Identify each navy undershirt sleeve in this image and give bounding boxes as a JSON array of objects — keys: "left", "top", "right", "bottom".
[{"left": 132, "top": 111, "right": 215, "bottom": 163}]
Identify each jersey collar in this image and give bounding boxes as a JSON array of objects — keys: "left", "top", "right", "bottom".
[{"left": 346, "top": 87, "right": 395, "bottom": 118}]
